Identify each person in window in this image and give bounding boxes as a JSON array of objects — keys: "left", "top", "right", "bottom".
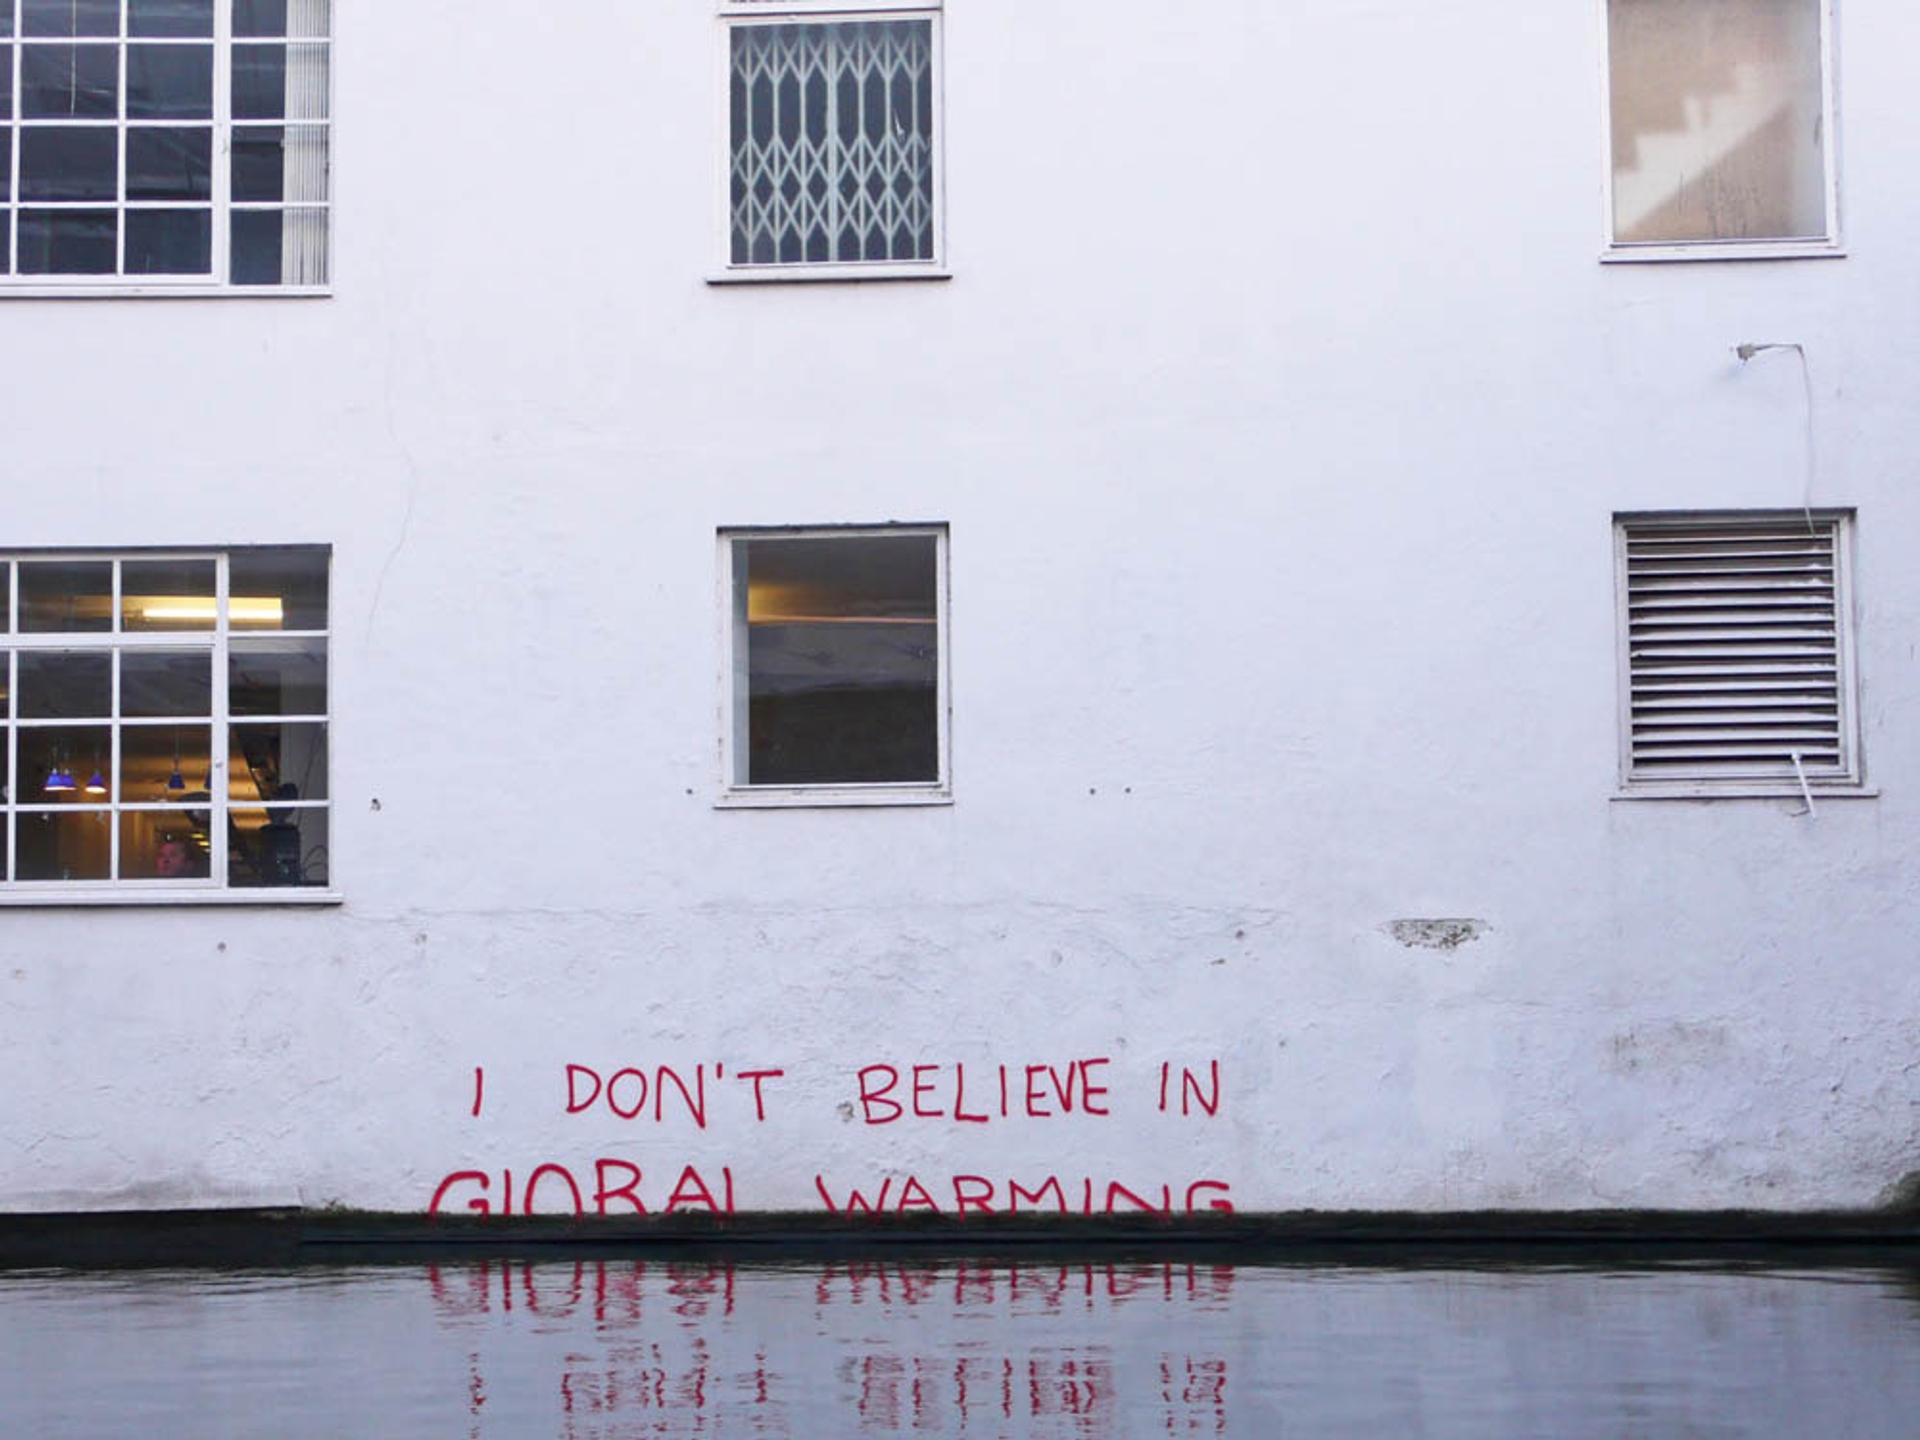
[{"left": 154, "top": 836, "right": 208, "bottom": 881}]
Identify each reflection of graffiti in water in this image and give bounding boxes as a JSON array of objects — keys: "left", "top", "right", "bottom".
[{"left": 430, "top": 1260, "right": 1234, "bottom": 1436}]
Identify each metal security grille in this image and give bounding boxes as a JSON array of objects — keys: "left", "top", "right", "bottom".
[
  {"left": 1620, "top": 513, "right": 1851, "bottom": 782},
  {"left": 729, "top": 18, "right": 935, "bottom": 266}
]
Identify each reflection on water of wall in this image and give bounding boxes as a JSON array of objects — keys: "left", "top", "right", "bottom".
[{"left": 2, "top": 1259, "right": 1919, "bottom": 1437}]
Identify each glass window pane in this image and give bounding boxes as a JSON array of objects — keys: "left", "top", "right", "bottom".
[
  {"left": 121, "top": 811, "right": 211, "bottom": 879},
  {"left": 232, "top": 124, "right": 326, "bottom": 203},
  {"left": 121, "top": 560, "right": 217, "bottom": 630},
  {"left": 17, "top": 651, "right": 111, "bottom": 718},
  {"left": 230, "top": 637, "right": 326, "bottom": 715},
  {"left": 231, "top": 43, "right": 285, "bottom": 118},
  {"left": 231, "top": 206, "right": 325, "bottom": 285},
  {"left": 128, "top": 43, "right": 213, "bottom": 119},
  {"left": 20, "top": 44, "right": 119, "bottom": 117},
  {"left": 2, "top": 54, "right": 13, "bottom": 114},
  {"left": 19, "top": 560, "right": 112, "bottom": 632},
  {"left": 127, "top": 127, "right": 213, "bottom": 200},
  {"left": 120, "top": 649, "right": 211, "bottom": 717},
  {"left": 229, "top": 721, "right": 326, "bottom": 804},
  {"left": 1609, "top": 0, "right": 1828, "bottom": 243},
  {"left": 125, "top": 207, "right": 211, "bottom": 274},
  {"left": 22, "top": 1, "right": 119, "bottom": 38},
  {"left": 15, "top": 811, "right": 111, "bottom": 881},
  {"left": 18, "top": 209, "right": 117, "bottom": 273},
  {"left": 19, "top": 724, "right": 112, "bottom": 802},
  {"left": 235, "top": 0, "right": 328, "bottom": 40},
  {"left": 0, "top": 562, "right": 11, "bottom": 630},
  {"left": 0, "top": 10, "right": 11, "bottom": 38},
  {"left": 19, "top": 128, "right": 117, "bottom": 199},
  {"left": 129, "top": 0, "right": 215, "bottom": 39},
  {"left": 121, "top": 723, "right": 210, "bottom": 801},
  {"left": 229, "top": 547, "right": 328, "bottom": 629},
  {"left": 737, "top": 534, "right": 939, "bottom": 785},
  {"left": 230, "top": 804, "right": 327, "bottom": 888}
]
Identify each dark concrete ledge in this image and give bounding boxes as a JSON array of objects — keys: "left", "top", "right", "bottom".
[{"left": 3, "top": 1207, "right": 1919, "bottom": 1271}]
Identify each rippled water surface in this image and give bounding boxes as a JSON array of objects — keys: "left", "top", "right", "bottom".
[{"left": 4, "top": 1257, "right": 1919, "bottom": 1436}]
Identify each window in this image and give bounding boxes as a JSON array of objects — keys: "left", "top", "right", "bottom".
[
  {"left": 1604, "top": 0, "right": 1837, "bottom": 257},
  {"left": 1615, "top": 512, "right": 1861, "bottom": 793},
  {"left": 719, "top": 1, "right": 943, "bottom": 278},
  {"left": 720, "top": 525, "right": 949, "bottom": 805},
  {"left": 1, "top": 0, "right": 330, "bottom": 290},
  {"left": 1, "top": 547, "right": 332, "bottom": 897}
]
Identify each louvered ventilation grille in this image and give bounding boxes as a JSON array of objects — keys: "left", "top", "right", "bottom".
[{"left": 1623, "top": 517, "right": 1845, "bottom": 778}]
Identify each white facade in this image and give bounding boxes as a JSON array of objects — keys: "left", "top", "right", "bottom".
[{"left": 2, "top": 1, "right": 1918, "bottom": 1216}]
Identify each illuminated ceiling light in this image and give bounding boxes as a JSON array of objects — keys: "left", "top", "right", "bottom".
[
  {"left": 84, "top": 771, "right": 107, "bottom": 796},
  {"left": 134, "top": 596, "right": 285, "bottom": 624},
  {"left": 44, "top": 767, "right": 76, "bottom": 794}
]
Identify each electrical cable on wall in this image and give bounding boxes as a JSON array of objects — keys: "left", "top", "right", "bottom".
[{"left": 1733, "top": 341, "right": 1818, "bottom": 534}]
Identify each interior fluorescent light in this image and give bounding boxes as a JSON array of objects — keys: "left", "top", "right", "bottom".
[{"left": 136, "top": 596, "right": 285, "bottom": 623}]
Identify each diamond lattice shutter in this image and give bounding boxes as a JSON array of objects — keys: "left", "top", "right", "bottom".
[
  {"left": 1621, "top": 515, "right": 1853, "bottom": 782},
  {"left": 730, "top": 20, "right": 936, "bottom": 265}
]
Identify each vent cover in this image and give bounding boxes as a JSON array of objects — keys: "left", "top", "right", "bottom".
[{"left": 1619, "top": 513, "right": 1854, "bottom": 784}]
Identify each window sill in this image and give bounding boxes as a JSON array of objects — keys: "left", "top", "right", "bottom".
[
  {"left": 717, "top": 785, "right": 951, "bottom": 809},
  {"left": 1600, "top": 241, "right": 1845, "bottom": 265},
  {"left": 706, "top": 263, "right": 951, "bottom": 286},
  {"left": 0, "top": 285, "right": 332, "bottom": 301},
  {"left": 1613, "top": 785, "right": 1877, "bottom": 802},
  {"left": 0, "top": 889, "right": 344, "bottom": 908}
]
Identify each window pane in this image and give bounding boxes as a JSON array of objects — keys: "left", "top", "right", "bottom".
[
  {"left": 232, "top": 205, "right": 325, "bottom": 285},
  {"left": 120, "top": 649, "right": 211, "bottom": 716},
  {"left": 229, "top": 547, "right": 328, "bottom": 629},
  {"left": 121, "top": 723, "right": 210, "bottom": 801},
  {"left": 232, "top": 124, "right": 326, "bottom": 203},
  {"left": 730, "top": 20, "right": 935, "bottom": 266},
  {"left": 21, "top": 44, "right": 119, "bottom": 117},
  {"left": 129, "top": 0, "right": 215, "bottom": 39},
  {"left": 121, "top": 812, "right": 211, "bottom": 879},
  {"left": 19, "top": 724, "right": 112, "bottom": 802},
  {"left": 128, "top": 43, "right": 213, "bottom": 119},
  {"left": 17, "top": 651, "right": 111, "bottom": 718},
  {"left": 230, "top": 637, "right": 326, "bottom": 715},
  {"left": 234, "top": 0, "right": 328, "bottom": 40},
  {"left": 738, "top": 534, "right": 939, "bottom": 785},
  {"left": 15, "top": 811, "right": 111, "bottom": 881},
  {"left": 19, "top": 127, "right": 117, "bottom": 199},
  {"left": 121, "top": 559, "right": 217, "bottom": 630},
  {"left": 1609, "top": 0, "right": 1827, "bottom": 243},
  {"left": 127, "top": 127, "right": 213, "bottom": 200},
  {"left": 125, "top": 207, "right": 211, "bottom": 273},
  {"left": 230, "top": 721, "right": 326, "bottom": 803},
  {"left": 1, "top": 55, "right": 13, "bottom": 114},
  {"left": 229, "top": 805, "right": 327, "bottom": 888},
  {"left": 22, "top": 1, "right": 119, "bottom": 38},
  {"left": 231, "top": 43, "right": 285, "bottom": 118},
  {"left": 19, "top": 561, "right": 112, "bottom": 632},
  {"left": 18, "top": 209, "right": 116, "bottom": 272}
]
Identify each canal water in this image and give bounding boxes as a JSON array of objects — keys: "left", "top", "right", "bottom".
[{"left": 3, "top": 1256, "right": 1918, "bottom": 1436}]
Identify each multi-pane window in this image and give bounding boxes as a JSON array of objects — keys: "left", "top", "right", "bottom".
[
  {"left": 722, "top": 2, "right": 941, "bottom": 273},
  {"left": 1, "top": 548, "right": 331, "bottom": 893},
  {"left": 1, "top": 0, "right": 330, "bottom": 287},
  {"left": 721, "top": 525, "right": 949, "bottom": 803},
  {"left": 1616, "top": 513, "right": 1860, "bottom": 791},
  {"left": 1605, "top": 0, "right": 1836, "bottom": 253}
]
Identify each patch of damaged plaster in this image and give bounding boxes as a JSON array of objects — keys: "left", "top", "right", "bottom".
[
  {"left": 1875, "top": 1170, "right": 1920, "bottom": 1212},
  {"left": 1385, "top": 919, "right": 1489, "bottom": 951}
]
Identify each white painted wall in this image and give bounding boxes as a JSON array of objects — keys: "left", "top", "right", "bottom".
[{"left": 2, "top": 1, "right": 1917, "bottom": 1215}]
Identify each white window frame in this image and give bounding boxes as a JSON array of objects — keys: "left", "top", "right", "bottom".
[
  {"left": 710, "top": 0, "right": 948, "bottom": 285},
  {"left": 0, "top": 546, "right": 339, "bottom": 904},
  {"left": 717, "top": 522, "right": 951, "bottom": 808},
  {"left": 1598, "top": 0, "right": 1842, "bottom": 263},
  {"left": 1613, "top": 510, "right": 1868, "bottom": 799},
  {"left": 0, "top": 0, "right": 333, "bottom": 298}
]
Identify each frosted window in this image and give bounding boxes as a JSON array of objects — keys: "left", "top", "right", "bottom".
[{"left": 1609, "top": 0, "right": 1829, "bottom": 245}]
